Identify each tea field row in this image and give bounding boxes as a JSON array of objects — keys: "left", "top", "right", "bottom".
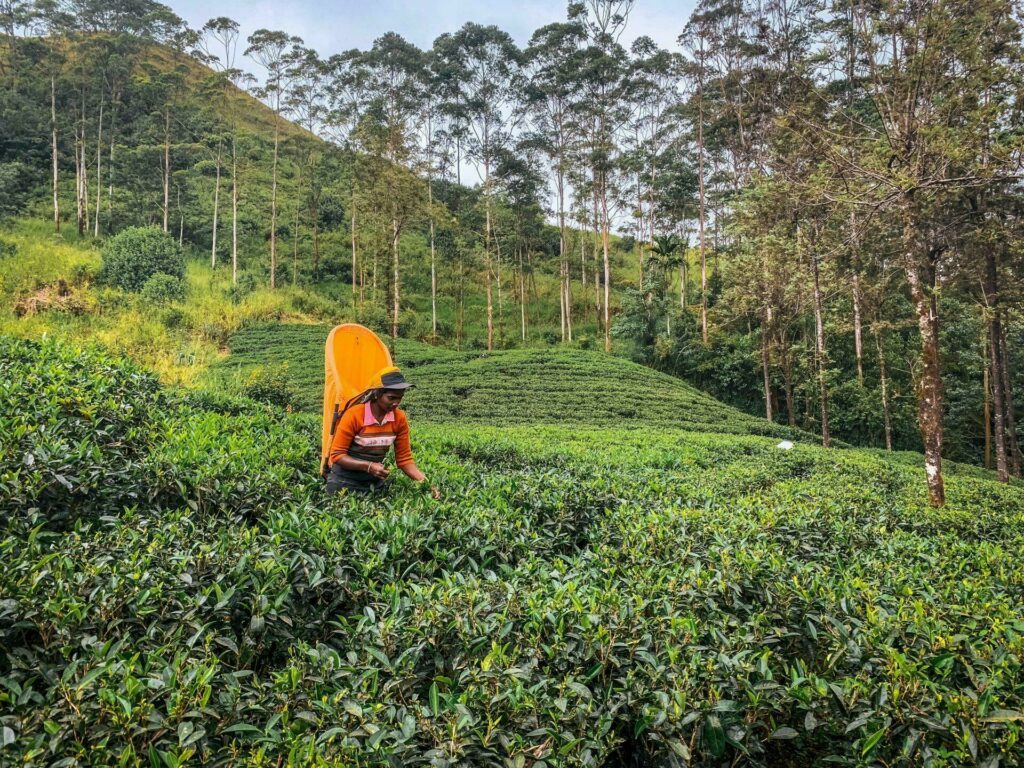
[
  {"left": 207, "top": 323, "right": 804, "bottom": 440},
  {"left": 3, "top": 336, "right": 1023, "bottom": 766}
]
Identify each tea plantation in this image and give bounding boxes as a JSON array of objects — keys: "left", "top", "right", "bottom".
[
  {"left": 207, "top": 324, "right": 802, "bottom": 440},
  {"left": 3, "top": 335, "right": 1024, "bottom": 767}
]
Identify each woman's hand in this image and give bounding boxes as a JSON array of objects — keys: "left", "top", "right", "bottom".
[{"left": 366, "top": 462, "right": 390, "bottom": 480}]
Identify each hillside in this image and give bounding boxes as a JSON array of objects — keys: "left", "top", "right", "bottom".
[
  {"left": 3, "top": 335, "right": 1023, "bottom": 766},
  {"left": 206, "top": 323, "right": 804, "bottom": 438}
]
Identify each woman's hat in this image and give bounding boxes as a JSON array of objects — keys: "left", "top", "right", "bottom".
[{"left": 370, "top": 365, "right": 415, "bottom": 390}]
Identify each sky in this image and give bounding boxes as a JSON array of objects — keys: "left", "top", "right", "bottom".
[{"left": 170, "top": 0, "right": 697, "bottom": 60}]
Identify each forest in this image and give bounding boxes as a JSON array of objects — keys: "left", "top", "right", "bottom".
[{"left": 1, "top": 0, "right": 1023, "bottom": 507}]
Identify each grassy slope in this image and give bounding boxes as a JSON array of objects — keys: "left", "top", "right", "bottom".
[
  {"left": 0, "top": 219, "right": 352, "bottom": 384},
  {"left": 206, "top": 322, "right": 804, "bottom": 439}
]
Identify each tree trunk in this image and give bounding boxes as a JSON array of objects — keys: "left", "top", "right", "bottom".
[
  {"left": 269, "top": 106, "right": 280, "bottom": 289},
  {"left": 93, "top": 97, "right": 103, "bottom": 237},
  {"left": 592, "top": 183, "right": 601, "bottom": 329},
  {"left": 581, "top": 222, "right": 589, "bottom": 319},
  {"left": 391, "top": 217, "right": 400, "bottom": 341},
  {"left": 807, "top": 227, "right": 830, "bottom": 448},
  {"left": 484, "top": 161, "right": 494, "bottom": 351},
  {"left": 984, "top": 339, "right": 992, "bottom": 470},
  {"left": 600, "top": 172, "right": 611, "bottom": 353},
  {"left": 557, "top": 168, "right": 570, "bottom": 343},
  {"left": 75, "top": 120, "right": 85, "bottom": 237},
  {"left": 456, "top": 251, "right": 465, "bottom": 348},
  {"left": 697, "top": 87, "right": 708, "bottom": 345},
  {"left": 231, "top": 138, "right": 238, "bottom": 286},
  {"left": 211, "top": 142, "right": 222, "bottom": 268},
  {"left": 781, "top": 344, "right": 796, "bottom": 427},
  {"left": 852, "top": 268, "right": 864, "bottom": 385},
  {"left": 107, "top": 95, "right": 117, "bottom": 219},
  {"left": 873, "top": 335, "right": 894, "bottom": 453},
  {"left": 519, "top": 246, "right": 527, "bottom": 342},
  {"left": 903, "top": 213, "right": 945, "bottom": 507},
  {"left": 761, "top": 308, "right": 773, "bottom": 422},
  {"left": 52, "top": 76, "right": 60, "bottom": 232},
  {"left": 985, "top": 253, "right": 1008, "bottom": 482},
  {"left": 162, "top": 108, "right": 170, "bottom": 233},
  {"left": 561, "top": 253, "right": 569, "bottom": 342},
  {"left": 429, "top": 183, "right": 437, "bottom": 339},
  {"left": 351, "top": 203, "right": 358, "bottom": 308},
  {"left": 998, "top": 315, "right": 1021, "bottom": 476},
  {"left": 496, "top": 230, "right": 504, "bottom": 345}
]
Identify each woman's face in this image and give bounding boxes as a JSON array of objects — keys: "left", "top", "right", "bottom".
[{"left": 377, "top": 389, "right": 405, "bottom": 412}]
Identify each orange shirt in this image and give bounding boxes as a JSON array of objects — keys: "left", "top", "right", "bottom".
[{"left": 329, "top": 402, "right": 414, "bottom": 469}]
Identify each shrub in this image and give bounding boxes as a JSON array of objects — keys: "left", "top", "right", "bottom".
[
  {"left": 241, "top": 365, "right": 296, "bottom": 409},
  {"left": 99, "top": 226, "right": 184, "bottom": 292},
  {"left": 289, "top": 289, "right": 339, "bottom": 318},
  {"left": 140, "top": 272, "right": 186, "bottom": 304},
  {"left": 159, "top": 306, "right": 186, "bottom": 328},
  {"left": 226, "top": 271, "right": 261, "bottom": 304}
]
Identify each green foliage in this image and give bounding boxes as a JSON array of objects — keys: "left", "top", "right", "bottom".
[
  {"left": 240, "top": 365, "right": 296, "bottom": 410},
  {"left": 0, "top": 161, "right": 33, "bottom": 216},
  {"left": 99, "top": 226, "right": 185, "bottom": 292},
  {"left": 0, "top": 237, "right": 16, "bottom": 259},
  {"left": 2, "top": 337, "right": 1023, "bottom": 766},
  {"left": 140, "top": 272, "right": 186, "bottom": 304},
  {"left": 207, "top": 323, "right": 805, "bottom": 440}
]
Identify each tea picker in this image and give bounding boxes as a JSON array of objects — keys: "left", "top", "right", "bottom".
[{"left": 321, "top": 324, "right": 439, "bottom": 498}]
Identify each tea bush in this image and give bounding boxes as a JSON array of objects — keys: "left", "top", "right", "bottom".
[
  {"left": 208, "top": 324, "right": 806, "bottom": 441},
  {"left": 141, "top": 272, "right": 186, "bottom": 305},
  {"left": 2, "top": 337, "right": 1023, "bottom": 767},
  {"left": 99, "top": 226, "right": 185, "bottom": 292}
]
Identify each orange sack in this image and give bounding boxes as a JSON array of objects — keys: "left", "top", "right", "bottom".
[{"left": 320, "top": 324, "right": 393, "bottom": 475}]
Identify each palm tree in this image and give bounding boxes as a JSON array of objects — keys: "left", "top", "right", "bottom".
[{"left": 646, "top": 234, "right": 682, "bottom": 334}]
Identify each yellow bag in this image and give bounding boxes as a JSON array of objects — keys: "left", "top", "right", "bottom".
[{"left": 321, "top": 324, "right": 393, "bottom": 475}]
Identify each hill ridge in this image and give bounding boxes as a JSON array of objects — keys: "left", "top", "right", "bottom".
[{"left": 207, "top": 322, "right": 811, "bottom": 440}]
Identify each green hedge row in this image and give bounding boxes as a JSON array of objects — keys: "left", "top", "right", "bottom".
[{"left": 1, "top": 337, "right": 1022, "bottom": 766}]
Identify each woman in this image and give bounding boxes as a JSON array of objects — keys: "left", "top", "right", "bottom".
[{"left": 326, "top": 365, "right": 439, "bottom": 498}]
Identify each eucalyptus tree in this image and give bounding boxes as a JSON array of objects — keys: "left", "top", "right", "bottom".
[
  {"left": 357, "top": 32, "right": 426, "bottom": 341},
  {"left": 246, "top": 28, "right": 303, "bottom": 288},
  {"left": 495, "top": 145, "right": 546, "bottom": 341},
  {"left": 324, "top": 48, "right": 369, "bottom": 304},
  {"left": 197, "top": 16, "right": 241, "bottom": 274},
  {"left": 418, "top": 50, "right": 446, "bottom": 338},
  {"left": 524, "top": 19, "right": 586, "bottom": 342},
  {"left": 433, "top": 23, "right": 523, "bottom": 350},
  {"left": 31, "top": 1, "right": 72, "bottom": 231},
  {"left": 627, "top": 37, "right": 681, "bottom": 254},
  {"left": 573, "top": 0, "right": 635, "bottom": 352},
  {"left": 839, "top": 0, "right": 1024, "bottom": 505},
  {"left": 679, "top": 9, "right": 717, "bottom": 344},
  {"left": 284, "top": 46, "right": 328, "bottom": 278}
]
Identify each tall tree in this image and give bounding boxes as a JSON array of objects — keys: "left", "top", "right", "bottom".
[
  {"left": 575, "top": 0, "right": 635, "bottom": 352},
  {"left": 525, "top": 19, "right": 587, "bottom": 343},
  {"left": 357, "top": 32, "right": 425, "bottom": 343},
  {"left": 246, "top": 28, "right": 302, "bottom": 288},
  {"left": 434, "top": 23, "right": 522, "bottom": 350}
]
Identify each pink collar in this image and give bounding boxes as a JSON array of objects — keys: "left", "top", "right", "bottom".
[{"left": 364, "top": 401, "right": 395, "bottom": 425}]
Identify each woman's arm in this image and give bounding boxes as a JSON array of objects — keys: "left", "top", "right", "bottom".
[
  {"left": 399, "top": 462, "right": 426, "bottom": 482},
  {"left": 335, "top": 454, "right": 390, "bottom": 480},
  {"left": 395, "top": 414, "right": 439, "bottom": 497}
]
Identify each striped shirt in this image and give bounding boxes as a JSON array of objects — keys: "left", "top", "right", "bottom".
[{"left": 329, "top": 402, "right": 414, "bottom": 468}]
